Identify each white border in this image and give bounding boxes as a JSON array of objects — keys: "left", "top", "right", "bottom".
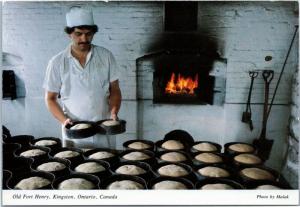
[{"left": 2, "top": 190, "right": 299, "bottom": 206}]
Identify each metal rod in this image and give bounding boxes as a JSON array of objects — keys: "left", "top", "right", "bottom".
[{"left": 267, "top": 25, "right": 298, "bottom": 119}]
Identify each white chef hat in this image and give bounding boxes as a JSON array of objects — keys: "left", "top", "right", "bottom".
[{"left": 66, "top": 6, "right": 95, "bottom": 27}]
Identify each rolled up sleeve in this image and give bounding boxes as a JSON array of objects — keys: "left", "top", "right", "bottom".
[
  {"left": 108, "top": 52, "right": 119, "bottom": 83},
  {"left": 43, "top": 57, "right": 62, "bottom": 93}
]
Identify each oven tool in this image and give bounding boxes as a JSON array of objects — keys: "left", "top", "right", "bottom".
[
  {"left": 253, "top": 70, "right": 274, "bottom": 160},
  {"left": 242, "top": 71, "right": 258, "bottom": 131}
]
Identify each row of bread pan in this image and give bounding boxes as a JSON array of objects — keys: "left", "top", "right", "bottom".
[
  {"left": 116, "top": 149, "right": 264, "bottom": 170},
  {"left": 124, "top": 139, "right": 259, "bottom": 156},
  {"left": 3, "top": 166, "right": 192, "bottom": 190},
  {"left": 3, "top": 132, "right": 258, "bottom": 157},
  {"left": 124, "top": 139, "right": 214, "bottom": 153},
  {"left": 4, "top": 168, "right": 287, "bottom": 190},
  {"left": 2, "top": 135, "right": 222, "bottom": 154},
  {"left": 3, "top": 135, "right": 258, "bottom": 159},
  {"left": 2, "top": 168, "right": 239, "bottom": 190}
]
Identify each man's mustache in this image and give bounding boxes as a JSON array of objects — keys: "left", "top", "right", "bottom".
[{"left": 79, "top": 42, "right": 90, "bottom": 45}]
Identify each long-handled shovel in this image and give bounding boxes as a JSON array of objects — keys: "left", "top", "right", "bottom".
[{"left": 253, "top": 70, "right": 274, "bottom": 160}]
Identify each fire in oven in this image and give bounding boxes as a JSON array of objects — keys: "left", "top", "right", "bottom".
[{"left": 153, "top": 51, "right": 215, "bottom": 105}]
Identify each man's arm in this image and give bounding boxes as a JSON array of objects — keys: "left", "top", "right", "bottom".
[
  {"left": 45, "top": 91, "right": 72, "bottom": 126},
  {"left": 109, "top": 80, "right": 122, "bottom": 120}
]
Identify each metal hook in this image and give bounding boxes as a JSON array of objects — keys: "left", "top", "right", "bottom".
[{"left": 249, "top": 71, "right": 259, "bottom": 78}]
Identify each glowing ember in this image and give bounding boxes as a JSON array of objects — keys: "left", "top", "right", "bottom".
[{"left": 165, "top": 72, "right": 198, "bottom": 95}]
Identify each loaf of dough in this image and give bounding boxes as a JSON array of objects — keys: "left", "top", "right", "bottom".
[
  {"left": 34, "top": 140, "right": 57, "bottom": 146},
  {"left": 160, "top": 152, "right": 187, "bottom": 162},
  {"left": 75, "top": 162, "right": 105, "bottom": 173},
  {"left": 54, "top": 150, "right": 80, "bottom": 158},
  {"left": 70, "top": 123, "right": 92, "bottom": 130},
  {"left": 153, "top": 180, "right": 187, "bottom": 189},
  {"left": 115, "top": 165, "right": 146, "bottom": 175},
  {"left": 88, "top": 151, "right": 115, "bottom": 159},
  {"left": 20, "top": 149, "right": 46, "bottom": 157},
  {"left": 161, "top": 140, "right": 184, "bottom": 150},
  {"left": 228, "top": 143, "right": 254, "bottom": 153},
  {"left": 255, "top": 185, "right": 281, "bottom": 189},
  {"left": 58, "top": 178, "right": 95, "bottom": 190},
  {"left": 158, "top": 164, "right": 188, "bottom": 177},
  {"left": 240, "top": 168, "right": 275, "bottom": 180},
  {"left": 128, "top": 142, "right": 151, "bottom": 150},
  {"left": 195, "top": 153, "right": 223, "bottom": 163},
  {"left": 107, "top": 180, "right": 143, "bottom": 190},
  {"left": 122, "top": 151, "right": 150, "bottom": 161},
  {"left": 234, "top": 154, "right": 262, "bottom": 164},
  {"left": 15, "top": 176, "right": 51, "bottom": 190},
  {"left": 102, "top": 120, "right": 120, "bottom": 126},
  {"left": 193, "top": 142, "right": 217, "bottom": 152},
  {"left": 37, "top": 162, "right": 66, "bottom": 172},
  {"left": 201, "top": 183, "right": 233, "bottom": 190},
  {"left": 198, "top": 166, "right": 230, "bottom": 178}
]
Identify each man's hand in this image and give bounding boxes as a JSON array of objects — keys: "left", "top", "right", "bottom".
[{"left": 63, "top": 118, "right": 73, "bottom": 127}]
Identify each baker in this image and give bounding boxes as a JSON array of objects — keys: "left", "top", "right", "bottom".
[{"left": 43, "top": 6, "right": 121, "bottom": 149}]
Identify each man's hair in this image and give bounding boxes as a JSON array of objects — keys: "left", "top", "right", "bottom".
[{"left": 64, "top": 25, "right": 98, "bottom": 34}]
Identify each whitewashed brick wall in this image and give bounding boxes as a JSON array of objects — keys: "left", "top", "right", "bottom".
[
  {"left": 283, "top": 59, "right": 299, "bottom": 188},
  {"left": 1, "top": 2, "right": 298, "bottom": 173}
]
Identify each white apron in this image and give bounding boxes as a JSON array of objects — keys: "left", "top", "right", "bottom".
[{"left": 59, "top": 46, "right": 116, "bottom": 149}]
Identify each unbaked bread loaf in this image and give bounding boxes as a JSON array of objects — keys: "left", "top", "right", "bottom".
[
  {"left": 88, "top": 151, "right": 115, "bottom": 159},
  {"left": 37, "top": 162, "right": 66, "bottom": 172},
  {"left": 15, "top": 176, "right": 51, "bottom": 190},
  {"left": 198, "top": 166, "right": 230, "bottom": 178},
  {"left": 70, "top": 123, "right": 91, "bottom": 130},
  {"left": 201, "top": 183, "right": 233, "bottom": 190},
  {"left": 102, "top": 120, "right": 120, "bottom": 126},
  {"left": 58, "top": 178, "right": 95, "bottom": 189},
  {"left": 34, "top": 140, "right": 57, "bottom": 146},
  {"left": 228, "top": 143, "right": 254, "bottom": 153},
  {"left": 153, "top": 180, "right": 187, "bottom": 189},
  {"left": 115, "top": 165, "right": 146, "bottom": 175},
  {"left": 54, "top": 150, "right": 80, "bottom": 158},
  {"left": 195, "top": 153, "right": 223, "bottom": 163},
  {"left": 128, "top": 142, "right": 151, "bottom": 150},
  {"left": 160, "top": 152, "right": 187, "bottom": 162},
  {"left": 107, "top": 180, "right": 143, "bottom": 189},
  {"left": 234, "top": 154, "right": 262, "bottom": 164},
  {"left": 193, "top": 142, "right": 217, "bottom": 152},
  {"left": 240, "top": 168, "right": 274, "bottom": 180},
  {"left": 255, "top": 185, "right": 281, "bottom": 189},
  {"left": 75, "top": 162, "right": 105, "bottom": 173},
  {"left": 161, "top": 140, "right": 184, "bottom": 150},
  {"left": 158, "top": 164, "right": 188, "bottom": 177},
  {"left": 20, "top": 149, "right": 46, "bottom": 157},
  {"left": 122, "top": 152, "right": 150, "bottom": 161}
]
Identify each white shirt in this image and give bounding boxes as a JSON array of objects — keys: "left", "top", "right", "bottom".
[{"left": 43, "top": 44, "right": 119, "bottom": 148}]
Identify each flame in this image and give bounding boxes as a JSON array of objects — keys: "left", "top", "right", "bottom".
[{"left": 165, "top": 72, "right": 198, "bottom": 95}]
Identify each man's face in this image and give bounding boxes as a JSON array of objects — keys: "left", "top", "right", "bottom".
[{"left": 69, "top": 28, "right": 94, "bottom": 51}]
